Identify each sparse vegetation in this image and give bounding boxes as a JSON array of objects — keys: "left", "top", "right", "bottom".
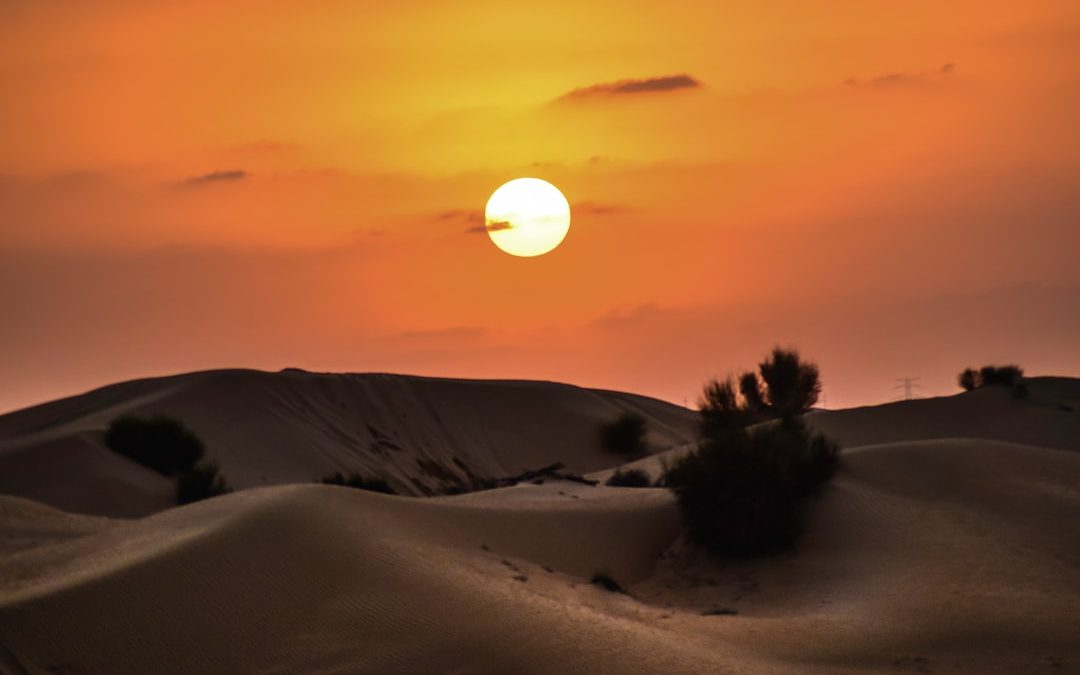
[
  {"left": 958, "top": 364, "right": 1026, "bottom": 398},
  {"left": 320, "top": 472, "right": 396, "bottom": 494},
  {"left": 105, "top": 415, "right": 205, "bottom": 476},
  {"left": 665, "top": 419, "right": 839, "bottom": 556},
  {"left": 176, "top": 461, "right": 232, "bottom": 504},
  {"left": 738, "top": 347, "right": 823, "bottom": 419},
  {"left": 667, "top": 347, "right": 839, "bottom": 557},
  {"left": 604, "top": 468, "right": 652, "bottom": 488},
  {"left": 106, "top": 415, "right": 232, "bottom": 505},
  {"left": 700, "top": 347, "right": 823, "bottom": 432},
  {"left": 598, "top": 411, "right": 649, "bottom": 458},
  {"left": 590, "top": 571, "right": 626, "bottom": 594}
]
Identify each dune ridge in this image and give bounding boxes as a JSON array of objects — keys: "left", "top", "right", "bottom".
[{"left": 0, "top": 369, "right": 697, "bottom": 516}]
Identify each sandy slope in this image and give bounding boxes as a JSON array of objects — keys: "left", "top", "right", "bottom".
[
  {"left": 0, "top": 370, "right": 696, "bottom": 516},
  {"left": 0, "top": 377, "right": 1078, "bottom": 673}
]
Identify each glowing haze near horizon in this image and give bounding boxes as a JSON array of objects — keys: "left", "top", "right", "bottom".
[{"left": 2, "top": 1, "right": 1079, "bottom": 414}]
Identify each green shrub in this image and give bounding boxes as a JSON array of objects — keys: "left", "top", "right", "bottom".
[
  {"left": 105, "top": 415, "right": 205, "bottom": 476},
  {"left": 604, "top": 468, "right": 652, "bottom": 488},
  {"left": 598, "top": 412, "right": 649, "bottom": 458},
  {"left": 176, "top": 462, "right": 232, "bottom": 504},
  {"left": 664, "top": 419, "right": 839, "bottom": 557},
  {"left": 320, "top": 472, "right": 396, "bottom": 495}
]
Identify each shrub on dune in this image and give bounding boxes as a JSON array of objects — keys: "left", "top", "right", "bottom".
[
  {"left": 105, "top": 415, "right": 205, "bottom": 476},
  {"left": 590, "top": 571, "right": 627, "bottom": 594},
  {"left": 598, "top": 411, "right": 649, "bottom": 459},
  {"left": 958, "top": 364, "right": 1026, "bottom": 398},
  {"left": 106, "top": 414, "right": 232, "bottom": 505},
  {"left": 665, "top": 418, "right": 839, "bottom": 556},
  {"left": 177, "top": 461, "right": 232, "bottom": 504},
  {"left": 668, "top": 347, "right": 839, "bottom": 557},
  {"left": 604, "top": 468, "right": 652, "bottom": 488}
]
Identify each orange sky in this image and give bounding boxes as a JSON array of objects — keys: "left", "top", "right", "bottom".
[{"left": 2, "top": 0, "right": 1079, "bottom": 412}]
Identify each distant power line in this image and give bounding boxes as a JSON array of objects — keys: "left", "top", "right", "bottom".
[{"left": 892, "top": 377, "right": 923, "bottom": 401}]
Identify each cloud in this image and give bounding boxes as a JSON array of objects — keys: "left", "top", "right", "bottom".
[
  {"left": 438, "top": 209, "right": 485, "bottom": 226},
  {"left": 437, "top": 209, "right": 514, "bottom": 234},
  {"left": 573, "top": 201, "right": 625, "bottom": 216},
  {"left": 465, "top": 220, "right": 513, "bottom": 234},
  {"left": 183, "top": 169, "right": 248, "bottom": 186},
  {"left": 557, "top": 74, "right": 701, "bottom": 102},
  {"left": 844, "top": 63, "right": 955, "bottom": 88}
]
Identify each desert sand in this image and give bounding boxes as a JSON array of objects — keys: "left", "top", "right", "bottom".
[{"left": 1, "top": 373, "right": 1078, "bottom": 674}]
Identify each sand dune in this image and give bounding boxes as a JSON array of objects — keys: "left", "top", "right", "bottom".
[
  {"left": 590, "top": 376, "right": 1080, "bottom": 484},
  {"left": 0, "top": 369, "right": 696, "bottom": 516},
  {"left": 0, "top": 375, "right": 1078, "bottom": 673}
]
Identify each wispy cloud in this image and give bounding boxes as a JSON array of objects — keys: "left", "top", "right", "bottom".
[
  {"left": 465, "top": 220, "right": 513, "bottom": 235},
  {"left": 183, "top": 169, "right": 248, "bottom": 186},
  {"left": 557, "top": 74, "right": 701, "bottom": 102},
  {"left": 438, "top": 209, "right": 484, "bottom": 226},
  {"left": 573, "top": 201, "right": 625, "bottom": 216},
  {"left": 844, "top": 63, "right": 955, "bottom": 89}
]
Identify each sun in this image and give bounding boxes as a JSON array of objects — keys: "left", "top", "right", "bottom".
[{"left": 484, "top": 178, "right": 571, "bottom": 257}]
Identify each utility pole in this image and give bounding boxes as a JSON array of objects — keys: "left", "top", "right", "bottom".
[{"left": 893, "top": 377, "right": 922, "bottom": 401}]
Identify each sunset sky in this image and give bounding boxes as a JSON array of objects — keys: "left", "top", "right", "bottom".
[{"left": 2, "top": 0, "right": 1079, "bottom": 413}]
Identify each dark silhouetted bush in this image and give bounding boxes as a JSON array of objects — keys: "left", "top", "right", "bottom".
[
  {"left": 105, "top": 415, "right": 205, "bottom": 476},
  {"left": 738, "top": 370, "right": 768, "bottom": 416},
  {"left": 957, "top": 364, "right": 1025, "bottom": 397},
  {"left": 590, "top": 571, "right": 626, "bottom": 594},
  {"left": 700, "top": 378, "right": 754, "bottom": 435},
  {"left": 664, "top": 418, "right": 839, "bottom": 557},
  {"left": 701, "top": 348, "right": 822, "bottom": 434},
  {"left": 605, "top": 468, "right": 652, "bottom": 488},
  {"left": 176, "top": 462, "right": 232, "bottom": 504},
  {"left": 599, "top": 412, "right": 649, "bottom": 458},
  {"left": 751, "top": 347, "right": 822, "bottom": 418},
  {"left": 320, "top": 472, "right": 396, "bottom": 494},
  {"left": 980, "top": 364, "right": 1024, "bottom": 388}
]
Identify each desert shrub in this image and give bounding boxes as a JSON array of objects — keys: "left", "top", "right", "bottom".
[
  {"left": 699, "top": 378, "right": 754, "bottom": 435},
  {"left": 605, "top": 468, "right": 652, "bottom": 488},
  {"left": 599, "top": 411, "right": 649, "bottom": 458},
  {"left": 980, "top": 364, "right": 1024, "bottom": 388},
  {"left": 957, "top": 364, "right": 1025, "bottom": 396},
  {"left": 701, "top": 348, "right": 822, "bottom": 434},
  {"left": 105, "top": 415, "right": 205, "bottom": 476},
  {"left": 176, "top": 462, "right": 232, "bottom": 504},
  {"left": 590, "top": 571, "right": 626, "bottom": 594},
  {"left": 664, "top": 418, "right": 839, "bottom": 557},
  {"left": 747, "top": 347, "right": 822, "bottom": 418},
  {"left": 320, "top": 471, "right": 396, "bottom": 495}
]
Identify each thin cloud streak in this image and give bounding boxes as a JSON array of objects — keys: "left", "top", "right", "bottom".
[{"left": 557, "top": 74, "right": 701, "bottom": 102}]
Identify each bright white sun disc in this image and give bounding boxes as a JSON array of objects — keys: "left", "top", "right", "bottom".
[{"left": 484, "top": 178, "right": 571, "bottom": 257}]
